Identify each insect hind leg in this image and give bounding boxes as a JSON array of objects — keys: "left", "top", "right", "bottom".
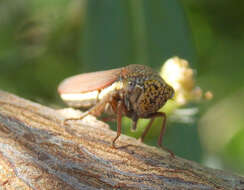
[
  {"left": 139, "top": 112, "right": 175, "bottom": 158},
  {"left": 63, "top": 94, "right": 111, "bottom": 125}
]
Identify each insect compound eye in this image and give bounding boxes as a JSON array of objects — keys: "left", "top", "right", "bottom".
[
  {"left": 136, "top": 77, "right": 142, "bottom": 84},
  {"left": 128, "top": 81, "right": 133, "bottom": 86},
  {"left": 127, "top": 81, "right": 134, "bottom": 93}
]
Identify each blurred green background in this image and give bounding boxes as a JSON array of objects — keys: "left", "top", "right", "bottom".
[{"left": 1, "top": 0, "right": 244, "bottom": 175}]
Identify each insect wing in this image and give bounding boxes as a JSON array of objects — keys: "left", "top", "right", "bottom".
[
  {"left": 58, "top": 68, "right": 123, "bottom": 108},
  {"left": 58, "top": 68, "right": 122, "bottom": 94}
]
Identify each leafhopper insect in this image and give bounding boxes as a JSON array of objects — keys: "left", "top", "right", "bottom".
[{"left": 58, "top": 64, "right": 175, "bottom": 156}]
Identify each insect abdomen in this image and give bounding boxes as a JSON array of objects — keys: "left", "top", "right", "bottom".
[{"left": 59, "top": 81, "right": 124, "bottom": 108}]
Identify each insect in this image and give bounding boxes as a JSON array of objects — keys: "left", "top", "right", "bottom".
[{"left": 58, "top": 64, "right": 175, "bottom": 156}]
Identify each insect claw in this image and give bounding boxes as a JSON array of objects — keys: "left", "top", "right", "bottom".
[
  {"left": 63, "top": 119, "right": 68, "bottom": 125},
  {"left": 62, "top": 118, "right": 73, "bottom": 126},
  {"left": 112, "top": 142, "right": 118, "bottom": 149},
  {"left": 159, "top": 145, "right": 175, "bottom": 158},
  {"left": 137, "top": 137, "right": 143, "bottom": 143}
]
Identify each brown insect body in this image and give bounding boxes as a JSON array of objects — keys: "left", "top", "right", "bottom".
[{"left": 58, "top": 64, "right": 174, "bottom": 156}]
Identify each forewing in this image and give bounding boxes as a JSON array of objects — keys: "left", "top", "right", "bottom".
[{"left": 58, "top": 68, "right": 122, "bottom": 94}]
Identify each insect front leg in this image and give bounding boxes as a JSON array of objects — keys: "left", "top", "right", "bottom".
[
  {"left": 112, "top": 100, "right": 123, "bottom": 148},
  {"left": 140, "top": 112, "right": 175, "bottom": 157}
]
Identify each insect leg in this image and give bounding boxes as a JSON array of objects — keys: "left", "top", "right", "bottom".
[
  {"left": 139, "top": 117, "right": 155, "bottom": 142},
  {"left": 101, "top": 116, "right": 116, "bottom": 123},
  {"left": 63, "top": 94, "right": 110, "bottom": 124},
  {"left": 112, "top": 100, "right": 123, "bottom": 148},
  {"left": 141, "top": 112, "right": 175, "bottom": 157}
]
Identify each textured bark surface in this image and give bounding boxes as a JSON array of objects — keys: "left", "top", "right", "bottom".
[{"left": 0, "top": 90, "right": 243, "bottom": 190}]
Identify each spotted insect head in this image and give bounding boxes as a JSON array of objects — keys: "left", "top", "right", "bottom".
[{"left": 121, "top": 65, "right": 174, "bottom": 130}]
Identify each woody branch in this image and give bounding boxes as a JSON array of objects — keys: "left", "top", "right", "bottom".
[{"left": 0, "top": 90, "right": 243, "bottom": 190}]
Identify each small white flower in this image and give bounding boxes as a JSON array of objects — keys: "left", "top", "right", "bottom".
[{"left": 160, "top": 57, "right": 212, "bottom": 106}]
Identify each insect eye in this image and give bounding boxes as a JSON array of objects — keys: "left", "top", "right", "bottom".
[{"left": 127, "top": 81, "right": 135, "bottom": 93}]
